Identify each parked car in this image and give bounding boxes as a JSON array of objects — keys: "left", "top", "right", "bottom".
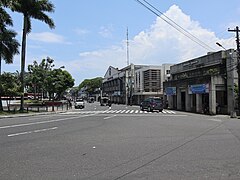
[
  {"left": 75, "top": 98, "right": 85, "bottom": 109},
  {"left": 140, "top": 97, "right": 163, "bottom": 112}
]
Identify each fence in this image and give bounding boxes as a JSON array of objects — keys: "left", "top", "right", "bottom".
[{"left": 3, "top": 101, "right": 72, "bottom": 112}]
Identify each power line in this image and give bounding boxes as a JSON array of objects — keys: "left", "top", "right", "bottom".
[{"left": 135, "top": 0, "right": 215, "bottom": 52}]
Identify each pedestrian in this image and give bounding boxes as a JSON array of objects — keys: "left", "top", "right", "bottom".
[
  {"left": 68, "top": 99, "right": 72, "bottom": 109},
  {"left": 165, "top": 100, "right": 168, "bottom": 109},
  {"left": 108, "top": 99, "right": 112, "bottom": 109}
]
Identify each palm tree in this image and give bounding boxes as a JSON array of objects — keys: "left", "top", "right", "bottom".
[
  {"left": 0, "top": 3, "right": 19, "bottom": 111},
  {"left": 0, "top": 4, "right": 13, "bottom": 27},
  {"left": 9, "top": 0, "right": 55, "bottom": 111},
  {"left": 0, "top": 29, "right": 19, "bottom": 76}
]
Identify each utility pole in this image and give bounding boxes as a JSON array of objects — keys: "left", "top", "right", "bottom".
[
  {"left": 126, "top": 27, "right": 129, "bottom": 66},
  {"left": 126, "top": 27, "right": 130, "bottom": 105},
  {"left": 228, "top": 26, "right": 240, "bottom": 112}
]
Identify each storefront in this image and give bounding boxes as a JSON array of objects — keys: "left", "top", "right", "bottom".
[{"left": 164, "top": 50, "right": 237, "bottom": 115}]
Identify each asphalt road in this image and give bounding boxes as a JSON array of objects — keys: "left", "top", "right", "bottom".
[{"left": 0, "top": 102, "right": 240, "bottom": 179}]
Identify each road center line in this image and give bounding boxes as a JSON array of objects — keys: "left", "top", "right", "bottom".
[{"left": 8, "top": 127, "right": 58, "bottom": 137}]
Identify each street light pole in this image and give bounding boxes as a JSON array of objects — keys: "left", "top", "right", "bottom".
[
  {"left": 216, "top": 42, "right": 227, "bottom": 50},
  {"left": 228, "top": 26, "right": 240, "bottom": 113}
]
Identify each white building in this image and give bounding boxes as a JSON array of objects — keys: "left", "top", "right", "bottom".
[{"left": 102, "top": 63, "right": 172, "bottom": 105}]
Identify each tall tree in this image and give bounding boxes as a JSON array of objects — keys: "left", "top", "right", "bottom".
[
  {"left": 0, "top": 3, "right": 19, "bottom": 111},
  {"left": 26, "top": 57, "right": 55, "bottom": 99},
  {"left": 0, "top": 1, "right": 18, "bottom": 75},
  {"left": 10, "top": 0, "right": 55, "bottom": 111},
  {"left": 0, "top": 2, "right": 13, "bottom": 27},
  {"left": 26, "top": 58, "right": 74, "bottom": 101},
  {"left": 0, "top": 72, "right": 21, "bottom": 111},
  {"left": 44, "top": 67, "right": 74, "bottom": 101},
  {"left": 0, "top": 29, "right": 19, "bottom": 75},
  {"left": 79, "top": 77, "right": 103, "bottom": 95}
]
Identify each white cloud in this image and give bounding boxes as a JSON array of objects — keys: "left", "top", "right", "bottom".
[
  {"left": 76, "top": 5, "right": 234, "bottom": 69},
  {"left": 74, "top": 28, "right": 89, "bottom": 36},
  {"left": 5, "top": 5, "right": 236, "bottom": 85},
  {"left": 62, "top": 4, "right": 237, "bottom": 84},
  {"left": 29, "top": 32, "right": 66, "bottom": 43},
  {"left": 98, "top": 25, "right": 114, "bottom": 38}
]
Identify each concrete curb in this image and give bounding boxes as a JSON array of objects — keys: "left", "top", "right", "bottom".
[{"left": 0, "top": 110, "right": 68, "bottom": 119}]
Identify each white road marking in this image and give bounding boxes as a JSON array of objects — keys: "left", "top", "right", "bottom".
[
  {"left": 60, "top": 109, "right": 178, "bottom": 115},
  {"left": 120, "top": 110, "right": 126, "bottom": 113},
  {"left": 115, "top": 110, "right": 122, "bottom": 113},
  {"left": 207, "top": 119, "right": 222, "bottom": 122},
  {"left": 0, "top": 115, "right": 92, "bottom": 129},
  {"left": 8, "top": 127, "right": 58, "bottom": 137},
  {"left": 104, "top": 115, "right": 116, "bottom": 120}
]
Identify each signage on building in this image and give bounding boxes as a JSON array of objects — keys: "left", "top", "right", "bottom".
[
  {"left": 188, "top": 84, "right": 209, "bottom": 94},
  {"left": 183, "top": 60, "right": 199, "bottom": 67},
  {"left": 166, "top": 87, "right": 176, "bottom": 95},
  {"left": 112, "top": 91, "right": 121, "bottom": 96}
]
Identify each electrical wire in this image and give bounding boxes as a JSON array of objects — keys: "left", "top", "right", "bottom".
[{"left": 135, "top": 0, "right": 216, "bottom": 52}]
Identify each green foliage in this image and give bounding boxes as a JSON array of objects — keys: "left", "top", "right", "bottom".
[
  {"left": 26, "top": 58, "right": 75, "bottom": 100},
  {"left": 0, "top": 3, "right": 20, "bottom": 76},
  {"left": 25, "top": 57, "right": 55, "bottom": 97},
  {"left": 45, "top": 68, "right": 74, "bottom": 100},
  {"left": 0, "top": 72, "right": 21, "bottom": 111},
  {"left": 0, "top": 1, "right": 13, "bottom": 27},
  {"left": 79, "top": 77, "right": 103, "bottom": 95},
  {"left": 9, "top": 0, "right": 55, "bottom": 33},
  {"left": 0, "top": 72, "right": 21, "bottom": 97},
  {"left": 0, "top": 28, "right": 19, "bottom": 65},
  {"left": 6, "top": 0, "right": 55, "bottom": 110}
]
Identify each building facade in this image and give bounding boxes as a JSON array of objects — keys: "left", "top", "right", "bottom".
[
  {"left": 134, "top": 64, "right": 172, "bottom": 104},
  {"left": 102, "top": 64, "right": 172, "bottom": 105},
  {"left": 164, "top": 50, "right": 238, "bottom": 115}
]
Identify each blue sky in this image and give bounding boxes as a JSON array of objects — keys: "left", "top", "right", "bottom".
[{"left": 2, "top": 0, "right": 240, "bottom": 85}]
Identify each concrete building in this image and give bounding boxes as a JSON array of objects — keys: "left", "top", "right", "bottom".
[
  {"left": 164, "top": 50, "right": 238, "bottom": 115},
  {"left": 102, "top": 64, "right": 172, "bottom": 105},
  {"left": 134, "top": 64, "right": 172, "bottom": 104}
]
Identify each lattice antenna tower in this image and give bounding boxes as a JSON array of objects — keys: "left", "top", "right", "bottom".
[{"left": 126, "top": 27, "right": 130, "bottom": 66}]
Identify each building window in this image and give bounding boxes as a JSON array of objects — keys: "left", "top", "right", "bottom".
[{"left": 135, "top": 73, "right": 138, "bottom": 84}]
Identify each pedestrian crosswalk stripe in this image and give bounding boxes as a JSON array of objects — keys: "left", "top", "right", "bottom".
[
  {"left": 64, "top": 109, "right": 176, "bottom": 115},
  {"left": 120, "top": 110, "right": 125, "bottom": 113}
]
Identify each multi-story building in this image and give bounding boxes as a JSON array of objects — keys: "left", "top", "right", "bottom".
[
  {"left": 134, "top": 64, "right": 172, "bottom": 104},
  {"left": 164, "top": 49, "right": 238, "bottom": 115},
  {"left": 102, "top": 63, "right": 172, "bottom": 105}
]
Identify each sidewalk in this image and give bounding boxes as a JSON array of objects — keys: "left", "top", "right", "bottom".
[{"left": 0, "top": 105, "right": 71, "bottom": 119}]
